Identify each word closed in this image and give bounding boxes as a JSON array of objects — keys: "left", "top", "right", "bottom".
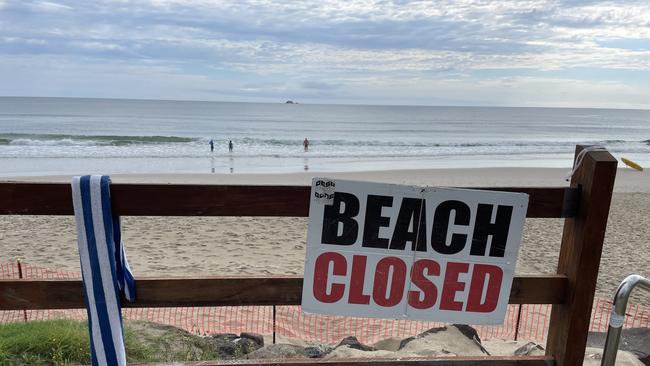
[{"left": 302, "top": 179, "right": 528, "bottom": 324}]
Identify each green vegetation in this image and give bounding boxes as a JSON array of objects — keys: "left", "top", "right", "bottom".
[{"left": 0, "top": 320, "right": 219, "bottom": 366}]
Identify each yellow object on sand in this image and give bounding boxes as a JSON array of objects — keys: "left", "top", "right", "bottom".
[{"left": 621, "top": 157, "right": 643, "bottom": 171}]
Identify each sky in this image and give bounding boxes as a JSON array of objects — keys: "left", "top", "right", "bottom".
[{"left": 0, "top": 0, "right": 649, "bottom": 108}]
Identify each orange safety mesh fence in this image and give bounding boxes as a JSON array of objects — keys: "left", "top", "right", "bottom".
[{"left": 2, "top": 262, "right": 648, "bottom": 344}]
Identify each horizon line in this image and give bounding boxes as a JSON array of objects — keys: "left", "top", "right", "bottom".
[{"left": 1, "top": 95, "right": 649, "bottom": 112}]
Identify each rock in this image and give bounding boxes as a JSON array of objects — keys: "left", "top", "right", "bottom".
[
  {"left": 397, "top": 325, "right": 488, "bottom": 357},
  {"left": 325, "top": 346, "right": 395, "bottom": 359},
  {"left": 335, "top": 336, "right": 376, "bottom": 351},
  {"left": 398, "top": 326, "right": 446, "bottom": 349},
  {"left": 211, "top": 333, "right": 238, "bottom": 342},
  {"left": 584, "top": 347, "right": 644, "bottom": 366},
  {"left": 245, "top": 344, "right": 307, "bottom": 359},
  {"left": 372, "top": 337, "right": 403, "bottom": 352},
  {"left": 235, "top": 337, "right": 264, "bottom": 355},
  {"left": 514, "top": 342, "right": 544, "bottom": 356},
  {"left": 587, "top": 328, "right": 650, "bottom": 365},
  {"left": 482, "top": 340, "right": 545, "bottom": 357},
  {"left": 125, "top": 321, "right": 219, "bottom": 361},
  {"left": 210, "top": 333, "right": 262, "bottom": 358},
  {"left": 211, "top": 333, "right": 240, "bottom": 358},
  {"left": 304, "top": 344, "right": 332, "bottom": 358},
  {"left": 240, "top": 332, "right": 264, "bottom": 348},
  {"left": 453, "top": 324, "right": 482, "bottom": 343}
]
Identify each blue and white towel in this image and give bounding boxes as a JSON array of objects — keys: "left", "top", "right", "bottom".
[{"left": 71, "top": 175, "right": 136, "bottom": 366}]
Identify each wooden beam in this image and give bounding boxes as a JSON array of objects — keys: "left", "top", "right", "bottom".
[
  {"left": 545, "top": 146, "right": 617, "bottom": 366},
  {"left": 510, "top": 275, "right": 567, "bottom": 304},
  {"left": 131, "top": 356, "right": 555, "bottom": 366},
  {"left": 0, "top": 275, "right": 566, "bottom": 310},
  {"left": 0, "top": 182, "right": 577, "bottom": 218},
  {"left": 0, "top": 183, "right": 311, "bottom": 217}
]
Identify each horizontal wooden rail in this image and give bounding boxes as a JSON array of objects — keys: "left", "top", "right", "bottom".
[
  {"left": 132, "top": 356, "right": 556, "bottom": 366},
  {"left": 0, "top": 275, "right": 566, "bottom": 310},
  {"left": 0, "top": 183, "right": 578, "bottom": 218}
]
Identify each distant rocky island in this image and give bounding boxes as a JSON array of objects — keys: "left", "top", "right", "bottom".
[{"left": 285, "top": 100, "right": 298, "bottom": 104}]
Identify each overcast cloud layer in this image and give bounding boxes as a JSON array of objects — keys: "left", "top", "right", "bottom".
[{"left": 1, "top": 0, "right": 649, "bottom": 108}]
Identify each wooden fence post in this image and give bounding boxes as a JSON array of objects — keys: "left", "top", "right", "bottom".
[
  {"left": 17, "top": 260, "right": 27, "bottom": 322},
  {"left": 546, "top": 145, "right": 617, "bottom": 365}
]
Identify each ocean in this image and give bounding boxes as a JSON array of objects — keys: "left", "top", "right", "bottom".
[{"left": 1, "top": 97, "right": 649, "bottom": 176}]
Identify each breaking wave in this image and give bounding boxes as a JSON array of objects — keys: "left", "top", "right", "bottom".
[{"left": 0, "top": 133, "right": 196, "bottom": 146}]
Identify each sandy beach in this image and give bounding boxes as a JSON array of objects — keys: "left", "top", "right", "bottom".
[{"left": 1, "top": 167, "right": 649, "bottom": 303}]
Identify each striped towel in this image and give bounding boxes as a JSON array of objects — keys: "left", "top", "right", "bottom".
[{"left": 71, "top": 175, "right": 136, "bottom": 366}]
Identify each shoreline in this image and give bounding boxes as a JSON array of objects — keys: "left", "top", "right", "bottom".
[{"left": 2, "top": 167, "right": 648, "bottom": 192}]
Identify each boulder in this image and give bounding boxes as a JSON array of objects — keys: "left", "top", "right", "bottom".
[
  {"left": 125, "top": 321, "right": 218, "bottom": 361},
  {"left": 587, "top": 328, "right": 650, "bottom": 365},
  {"left": 234, "top": 337, "right": 263, "bottom": 355},
  {"left": 335, "top": 336, "right": 376, "bottom": 351},
  {"left": 240, "top": 332, "right": 264, "bottom": 348},
  {"left": 245, "top": 344, "right": 307, "bottom": 359},
  {"left": 211, "top": 333, "right": 241, "bottom": 358},
  {"left": 325, "top": 346, "right": 395, "bottom": 359},
  {"left": 514, "top": 342, "right": 544, "bottom": 356},
  {"left": 304, "top": 344, "right": 332, "bottom": 358},
  {"left": 397, "top": 325, "right": 489, "bottom": 357},
  {"left": 372, "top": 337, "right": 403, "bottom": 352},
  {"left": 398, "top": 326, "right": 446, "bottom": 350},
  {"left": 584, "top": 347, "right": 644, "bottom": 366},
  {"left": 482, "top": 340, "right": 545, "bottom": 356},
  {"left": 210, "top": 333, "right": 263, "bottom": 358}
]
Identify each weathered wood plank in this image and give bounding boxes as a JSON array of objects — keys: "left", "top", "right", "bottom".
[
  {"left": 510, "top": 275, "right": 567, "bottom": 304},
  {"left": 131, "top": 356, "right": 555, "bottom": 366},
  {"left": 0, "top": 182, "right": 576, "bottom": 218},
  {"left": 545, "top": 146, "right": 617, "bottom": 366},
  {"left": 0, "top": 275, "right": 567, "bottom": 310}
]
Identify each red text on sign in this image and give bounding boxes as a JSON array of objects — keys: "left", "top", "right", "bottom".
[{"left": 312, "top": 252, "right": 503, "bottom": 312}]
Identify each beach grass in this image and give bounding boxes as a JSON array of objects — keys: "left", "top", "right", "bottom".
[{"left": 0, "top": 319, "right": 218, "bottom": 365}]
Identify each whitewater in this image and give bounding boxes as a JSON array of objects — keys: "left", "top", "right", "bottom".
[{"left": 1, "top": 97, "right": 649, "bottom": 175}]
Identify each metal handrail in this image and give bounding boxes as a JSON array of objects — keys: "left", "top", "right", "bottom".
[{"left": 601, "top": 274, "right": 650, "bottom": 366}]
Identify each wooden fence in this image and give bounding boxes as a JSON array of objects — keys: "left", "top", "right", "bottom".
[
  {"left": 0, "top": 145, "right": 618, "bottom": 366},
  {"left": 4, "top": 262, "right": 648, "bottom": 344}
]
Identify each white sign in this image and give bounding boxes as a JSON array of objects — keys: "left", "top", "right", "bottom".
[{"left": 301, "top": 178, "right": 528, "bottom": 324}]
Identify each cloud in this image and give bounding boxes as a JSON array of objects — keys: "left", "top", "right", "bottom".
[
  {"left": 32, "top": 1, "right": 71, "bottom": 12},
  {"left": 301, "top": 81, "right": 342, "bottom": 90},
  {"left": 0, "top": 0, "right": 648, "bottom": 108},
  {"left": 73, "top": 41, "right": 125, "bottom": 51}
]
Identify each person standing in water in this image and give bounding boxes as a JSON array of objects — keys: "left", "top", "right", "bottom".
[
  {"left": 303, "top": 138, "right": 309, "bottom": 152},
  {"left": 228, "top": 140, "right": 233, "bottom": 153},
  {"left": 209, "top": 139, "right": 214, "bottom": 153}
]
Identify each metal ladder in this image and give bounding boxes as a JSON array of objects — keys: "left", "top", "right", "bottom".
[{"left": 601, "top": 274, "right": 650, "bottom": 366}]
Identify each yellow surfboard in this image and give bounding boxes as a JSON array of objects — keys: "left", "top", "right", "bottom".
[{"left": 621, "top": 157, "right": 643, "bottom": 171}]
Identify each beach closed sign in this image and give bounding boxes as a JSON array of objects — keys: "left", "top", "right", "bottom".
[{"left": 302, "top": 179, "right": 528, "bottom": 324}]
